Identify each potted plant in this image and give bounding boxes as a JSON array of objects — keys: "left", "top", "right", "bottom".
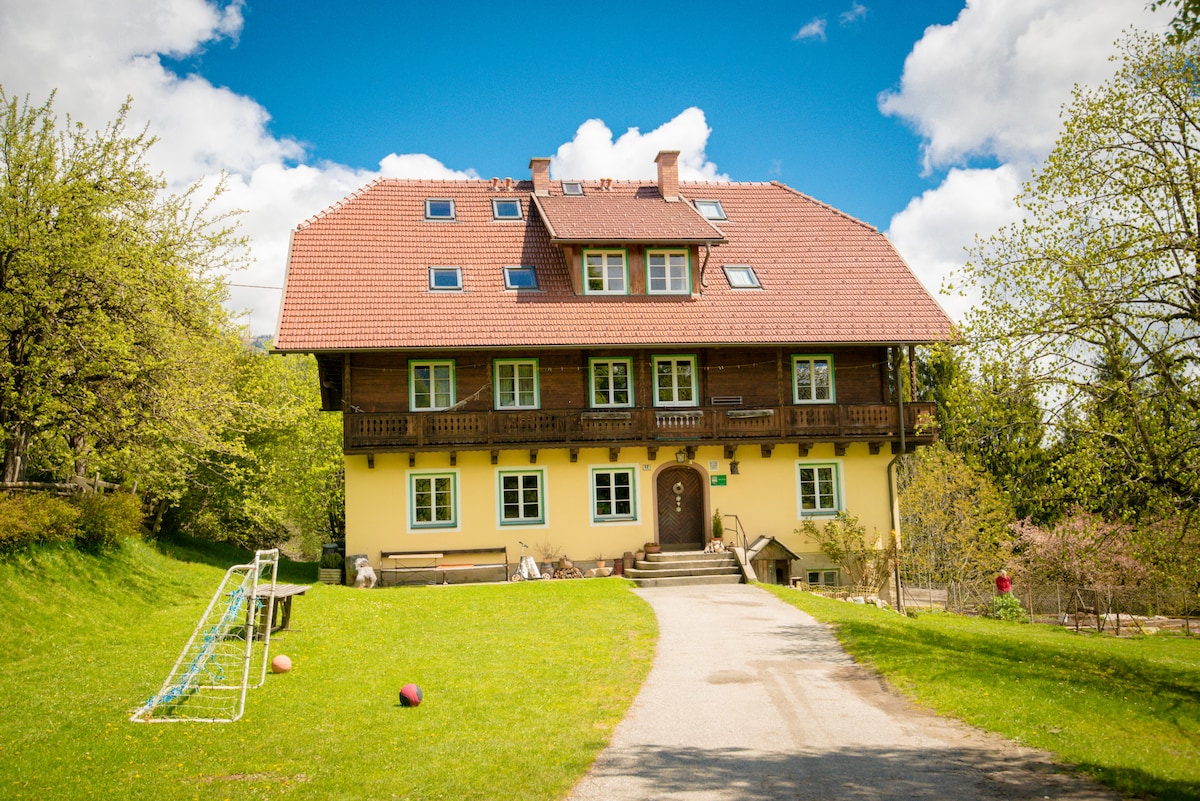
[
  {"left": 595, "top": 553, "right": 608, "bottom": 570},
  {"left": 644, "top": 541, "right": 662, "bottom": 555},
  {"left": 318, "top": 550, "right": 344, "bottom": 584},
  {"left": 712, "top": 509, "right": 725, "bottom": 541}
]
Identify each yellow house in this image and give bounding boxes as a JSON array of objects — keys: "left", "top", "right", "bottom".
[{"left": 274, "top": 152, "right": 951, "bottom": 589}]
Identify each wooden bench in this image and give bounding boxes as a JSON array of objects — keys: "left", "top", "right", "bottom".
[
  {"left": 379, "top": 547, "right": 509, "bottom": 586},
  {"left": 252, "top": 583, "right": 310, "bottom": 634}
]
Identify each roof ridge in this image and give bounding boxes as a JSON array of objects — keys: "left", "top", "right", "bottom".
[
  {"left": 769, "top": 181, "right": 879, "bottom": 233},
  {"left": 297, "top": 177, "right": 385, "bottom": 230}
]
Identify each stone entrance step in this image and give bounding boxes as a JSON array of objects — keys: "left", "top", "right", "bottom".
[{"left": 627, "top": 550, "right": 744, "bottom": 588}]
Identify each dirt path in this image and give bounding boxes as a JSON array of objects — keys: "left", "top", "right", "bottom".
[{"left": 566, "top": 584, "right": 1121, "bottom": 801}]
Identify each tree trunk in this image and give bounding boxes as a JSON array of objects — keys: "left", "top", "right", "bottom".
[{"left": 2, "top": 423, "right": 31, "bottom": 483}]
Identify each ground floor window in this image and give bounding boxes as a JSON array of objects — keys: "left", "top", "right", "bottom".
[
  {"left": 592, "top": 467, "right": 636, "bottom": 521},
  {"left": 797, "top": 463, "right": 840, "bottom": 515},
  {"left": 807, "top": 569, "right": 840, "bottom": 586},
  {"left": 410, "top": 472, "right": 457, "bottom": 528},
  {"left": 498, "top": 470, "right": 544, "bottom": 525}
]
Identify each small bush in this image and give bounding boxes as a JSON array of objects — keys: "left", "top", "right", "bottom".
[
  {"left": 993, "top": 592, "right": 1028, "bottom": 622},
  {"left": 0, "top": 494, "right": 80, "bottom": 551},
  {"left": 73, "top": 493, "right": 144, "bottom": 550}
]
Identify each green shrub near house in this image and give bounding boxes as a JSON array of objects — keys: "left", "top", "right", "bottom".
[{"left": 0, "top": 492, "right": 143, "bottom": 552}]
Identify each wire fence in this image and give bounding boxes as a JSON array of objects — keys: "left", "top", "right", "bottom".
[{"left": 898, "top": 576, "right": 1198, "bottom": 635}]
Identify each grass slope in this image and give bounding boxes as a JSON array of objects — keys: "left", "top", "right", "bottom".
[
  {"left": 762, "top": 585, "right": 1200, "bottom": 801},
  {"left": 0, "top": 540, "right": 656, "bottom": 801}
]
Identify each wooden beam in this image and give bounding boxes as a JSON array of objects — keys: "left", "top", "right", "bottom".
[
  {"left": 834, "top": 443, "right": 847, "bottom": 457},
  {"left": 450, "top": 451, "right": 457, "bottom": 467},
  {"left": 647, "top": 446, "right": 658, "bottom": 460},
  {"left": 529, "top": 449, "right": 538, "bottom": 464},
  {"left": 569, "top": 448, "right": 579, "bottom": 463},
  {"left": 760, "top": 443, "right": 774, "bottom": 458},
  {"left": 490, "top": 450, "right": 499, "bottom": 465},
  {"left": 366, "top": 453, "right": 375, "bottom": 469},
  {"left": 609, "top": 447, "right": 620, "bottom": 462},
  {"left": 685, "top": 445, "right": 696, "bottom": 461},
  {"left": 869, "top": 441, "right": 882, "bottom": 455},
  {"left": 408, "top": 452, "right": 416, "bottom": 467},
  {"left": 797, "top": 443, "right": 810, "bottom": 458},
  {"left": 724, "top": 444, "right": 737, "bottom": 460}
]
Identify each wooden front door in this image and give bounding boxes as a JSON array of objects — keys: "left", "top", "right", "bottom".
[{"left": 656, "top": 466, "right": 705, "bottom": 551}]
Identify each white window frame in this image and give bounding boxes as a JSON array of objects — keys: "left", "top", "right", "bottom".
[
  {"left": 424, "top": 198, "right": 456, "bottom": 220},
  {"left": 428, "top": 266, "right": 463, "bottom": 291},
  {"left": 792, "top": 354, "right": 835, "bottom": 403},
  {"left": 588, "top": 357, "right": 634, "bottom": 408},
  {"left": 502, "top": 265, "right": 539, "bottom": 290},
  {"left": 652, "top": 355, "right": 698, "bottom": 407},
  {"left": 409, "top": 471, "right": 458, "bottom": 529},
  {"left": 584, "top": 249, "right": 628, "bottom": 295},
  {"left": 497, "top": 468, "right": 546, "bottom": 527},
  {"left": 796, "top": 462, "right": 843, "bottom": 517},
  {"left": 591, "top": 467, "right": 637, "bottom": 522},
  {"left": 722, "top": 264, "right": 761, "bottom": 289},
  {"left": 494, "top": 358, "right": 539, "bottom": 410},
  {"left": 409, "top": 360, "right": 455, "bottom": 411},
  {"left": 694, "top": 199, "right": 727, "bottom": 220},
  {"left": 646, "top": 249, "right": 691, "bottom": 295},
  {"left": 492, "top": 198, "right": 523, "bottom": 220}
]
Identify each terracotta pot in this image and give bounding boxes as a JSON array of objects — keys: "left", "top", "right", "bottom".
[{"left": 644, "top": 542, "right": 662, "bottom": 555}]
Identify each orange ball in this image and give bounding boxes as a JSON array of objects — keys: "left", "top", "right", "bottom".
[{"left": 270, "top": 654, "right": 292, "bottom": 674}]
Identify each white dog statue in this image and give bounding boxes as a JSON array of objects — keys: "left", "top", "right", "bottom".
[{"left": 354, "top": 557, "right": 377, "bottom": 589}]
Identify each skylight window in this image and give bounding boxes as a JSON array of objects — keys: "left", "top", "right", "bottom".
[
  {"left": 492, "top": 199, "right": 522, "bottom": 220},
  {"left": 425, "top": 199, "right": 456, "bottom": 220},
  {"left": 503, "top": 265, "right": 539, "bottom": 290},
  {"left": 722, "top": 265, "right": 761, "bottom": 289},
  {"left": 561, "top": 181, "right": 584, "bottom": 196},
  {"left": 694, "top": 199, "right": 727, "bottom": 220},
  {"left": 428, "top": 267, "right": 463, "bottom": 291}
]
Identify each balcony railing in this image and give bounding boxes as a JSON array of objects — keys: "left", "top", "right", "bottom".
[{"left": 345, "top": 402, "right": 937, "bottom": 453}]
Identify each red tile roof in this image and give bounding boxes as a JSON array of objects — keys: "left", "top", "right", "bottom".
[
  {"left": 274, "top": 177, "right": 952, "bottom": 351},
  {"left": 533, "top": 183, "right": 725, "bottom": 243}
]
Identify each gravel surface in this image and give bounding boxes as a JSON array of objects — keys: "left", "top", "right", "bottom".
[{"left": 566, "top": 584, "right": 1121, "bottom": 801}]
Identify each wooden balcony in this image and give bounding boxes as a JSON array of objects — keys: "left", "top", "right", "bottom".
[{"left": 344, "top": 402, "right": 937, "bottom": 455}]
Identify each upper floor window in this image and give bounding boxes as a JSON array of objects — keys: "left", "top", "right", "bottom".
[
  {"left": 793, "top": 355, "right": 834, "bottom": 403},
  {"left": 503, "top": 265, "right": 539, "bottom": 290},
  {"left": 562, "top": 181, "right": 584, "bottom": 196},
  {"left": 652, "top": 355, "right": 697, "bottom": 407},
  {"left": 428, "top": 266, "right": 463, "bottom": 291},
  {"left": 723, "top": 264, "right": 761, "bottom": 289},
  {"left": 584, "top": 250, "right": 628, "bottom": 295},
  {"left": 494, "top": 359, "right": 539, "bottom": 409},
  {"left": 647, "top": 250, "right": 690, "bottom": 295},
  {"left": 410, "top": 360, "right": 455, "bottom": 411},
  {"left": 589, "top": 358, "right": 633, "bottom": 408},
  {"left": 694, "top": 199, "right": 727, "bottom": 220},
  {"left": 425, "top": 199, "right": 455, "bottom": 220},
  {"left": 492, "top": 199, "right": 522, "bottom": 220}
]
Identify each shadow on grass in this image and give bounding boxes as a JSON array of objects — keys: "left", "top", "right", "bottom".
[
  {"left": 574, "top": 743, "right": 1165, "bottom": 801},
  {"left": 153, "top": 534, "right": 317, "bottom": 584}
]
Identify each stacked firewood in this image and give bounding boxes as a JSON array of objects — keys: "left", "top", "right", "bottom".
[{"left": 553, "top": 557, "right": 584, "bottom": 580}]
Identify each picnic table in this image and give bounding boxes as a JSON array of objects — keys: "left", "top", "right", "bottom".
[{"left": 253, "top": 583, "right": 310, "bottom": 634}]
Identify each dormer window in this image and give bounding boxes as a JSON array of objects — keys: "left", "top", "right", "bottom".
[
  {"left": 503, "top": 265, "right": 538, "bottom": 290},
  {"left": 562, "top": 181, "right": 584, "bottom": 196},
  {"left": 722, "top": 264, "right": 761, "bottom": 289},
  {"left": 647, "top": 250, "right": 690, "bottom": 294},
  {"left": 492, "top": 199, "right": 522, "bottom": 220},
  {"left": 428, "top": 267, "right": 463, "bottom": 291},
  {"left": 425, "top": 199, "right": 456, "bottom": 220},
  {"left": 694, "top": 199, "right": 726, "bottom": 220}
]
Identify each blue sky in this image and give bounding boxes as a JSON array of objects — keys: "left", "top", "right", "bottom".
[{"left": 0, "top": 0, "right": 1170, "bottom": 332}]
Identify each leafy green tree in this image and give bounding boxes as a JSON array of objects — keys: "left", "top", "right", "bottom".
[
  {"left": 1151, "top": 0, "right": 1200, "bottom": 42},
  {"left": 798, "top": 512, "right": 893, "bottom": 592},
  {"left": 957, "top": 32, "right": 1200, "bottom": 556},
  {"left": 0, "top": 88, "right": 242, "bottom": 484}
]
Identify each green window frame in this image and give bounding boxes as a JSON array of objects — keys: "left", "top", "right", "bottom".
[
  {"left": 494, "top": 359, "right": 539, "bottom": 410},
  {"left": 591, "top": 467, "right": 636, "bottom": 521},
  {"left": 498, "top": 469, "right": 545, "bottom": 526},
  {"left": 792, "top": 354, "right": 835, "bottom": 403},
  {"left": 584, "top": 249, "right": 628, "bottom": 295},
  {"left": 588, "top": 357, "right": 633, "bottom": 408},
  {"left": 410, "top": 472, "right": 457, "bottom": 528},
  {"left": 652, "top": 355, "right": 698, "bottom": 407},
  {"left": 646, "top": 249, "right": 690, "bottom": 295},
  {"left": 797, "top": 463, "right": 841, "bottom": 516},
  {"left": 410, "top": 360, "right": 455, "bottom": 411}
]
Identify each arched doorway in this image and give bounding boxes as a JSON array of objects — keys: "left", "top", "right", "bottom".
[{"left": 655, "top": 465, "right": 705, "bottom": 551}]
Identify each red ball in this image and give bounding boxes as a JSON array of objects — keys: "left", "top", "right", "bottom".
[
  {"left": 399, "top": 683, "right": 424, "bottom": 707},
  {"left": 271, "top": 655, "right": 292, "bottom": 674}
]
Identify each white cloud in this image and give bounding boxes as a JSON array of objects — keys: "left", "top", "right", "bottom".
[
  {"left": 879, "top": 0, "right": 1169, "bottom": 171},
  {"left": 792, "top": 18, "right": 828, "bottom": 42},
  {"left": 550, "top": 108, "right": 727, "bottom": 182},
  {"left": 881, "top": 0, "right": 1173, "bottom": 323},
  {"left": 840, "top": 3, "right": 868, "bottom": 25}
]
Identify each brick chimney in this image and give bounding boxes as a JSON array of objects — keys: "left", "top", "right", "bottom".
[
  {"left": 529, "top": 157, "right": 551, "bottom": 196},
  {"left": 655, "top": 150, "right": 680, "bottom": 202}
]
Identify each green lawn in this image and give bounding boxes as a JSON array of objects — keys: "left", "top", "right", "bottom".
[
  {"left": 0, "top": 540, "right": 656, "bottom": 801},
  {"left": 762, "top": 585, "right": 1200, "bottom": 801}
]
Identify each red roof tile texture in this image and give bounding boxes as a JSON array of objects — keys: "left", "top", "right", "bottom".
[
  {"left": 275, "top": 178, "right": 953, "bottom": 351},
  {"left": 534, "top": 183, "right": 725, "bottom": 242}
]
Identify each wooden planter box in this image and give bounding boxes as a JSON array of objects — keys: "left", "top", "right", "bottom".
[{"left": 318, "top": 567, "right": 342, "bottom": 585}]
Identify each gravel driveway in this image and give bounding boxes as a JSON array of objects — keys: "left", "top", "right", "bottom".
[{"left": 566, "top": 583, "right": 1120, "bottom": 801}]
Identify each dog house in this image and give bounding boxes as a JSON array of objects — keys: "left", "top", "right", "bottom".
[{"left": 745, "top": 537, "right": 801, "bottom": 586}]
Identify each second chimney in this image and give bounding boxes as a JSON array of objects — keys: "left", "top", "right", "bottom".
[
  {"left": 529, "top": 157, "right": 551, "bottom": 196},
  {"left": 655, "top": 150, "right": 680, "bottom": 202}
]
